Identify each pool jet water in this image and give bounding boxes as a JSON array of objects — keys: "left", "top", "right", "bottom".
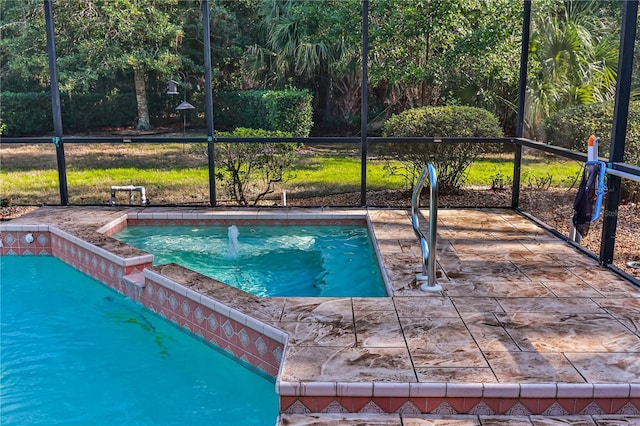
[{"left": 228, "top": 225, "right": 240, "bottom": 258}]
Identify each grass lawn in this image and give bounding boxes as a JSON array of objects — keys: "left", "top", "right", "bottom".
[{"left": 1, "top": 142, "right": 583, "bottom": 205}]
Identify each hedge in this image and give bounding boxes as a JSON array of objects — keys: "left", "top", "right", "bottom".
[
  {"left": 1, "top": 92, "right": 136, "bottom": 136},
  {"left": 209, "top": 89, "right": 313, "bottom": 137},
  {"left": 2, "top": 89, "right": 314, "bottom": 138}
]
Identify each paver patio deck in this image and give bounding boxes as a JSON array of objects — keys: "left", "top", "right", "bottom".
[{"left": 2, "top": 206, "right": 638, "bottom": 425}]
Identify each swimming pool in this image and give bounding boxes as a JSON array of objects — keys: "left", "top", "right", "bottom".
[
  {"left": 115, "top": 224, "right": 387, "bottom": 297},
  {"left": 0, "top": 256, "right": 278, "bottom": 425}
]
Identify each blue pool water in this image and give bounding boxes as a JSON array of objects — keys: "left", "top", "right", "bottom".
[
  {"left": 115, "top": 225, "right": 387, "bottom": 297},
  {"left": 0, "top": 256, "right": 278, "bottom": 426}
]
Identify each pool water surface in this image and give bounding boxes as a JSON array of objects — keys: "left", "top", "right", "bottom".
[
  {"left": 115, "top": 224, "right": 387, "bottom": 297},
  {"left": 0, "top": 256, "right": 278, "bottom": 426}
]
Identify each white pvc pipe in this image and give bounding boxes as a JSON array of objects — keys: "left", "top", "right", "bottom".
[
  {"left": 606, "top": 168, "right": 640, "bottom": 183},
  {"left": 110, "top": 185, "right": 148, "bottom": 206}
]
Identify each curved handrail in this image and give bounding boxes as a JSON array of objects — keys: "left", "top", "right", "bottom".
[{"left": 411, "top": 164, "right": 441, "bottom": 292}]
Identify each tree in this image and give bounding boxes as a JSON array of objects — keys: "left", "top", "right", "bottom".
[
  {"left": 1, "top": 0, "right": 186, "bottom": 130},
  {"left": 368, "top": 0, "right": 522, "bottom": 122},
  {"left": 215, "top": 128, "right": 297, "bottom": 206},
  {"left": 1, "top": 1, "right": 50, "bottom": 93}
]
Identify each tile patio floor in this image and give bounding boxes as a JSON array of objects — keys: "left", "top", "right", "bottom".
[
  {"left": 278, "top": 208, "right": 640, "bottom": 424},
  {"left": 2, "top": 207, "right": 639, "bottom": 425}
]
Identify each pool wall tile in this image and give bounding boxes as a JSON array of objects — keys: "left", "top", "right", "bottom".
[
  {"left": 279, "top": 392, "right": 640, "bottom": 416},
  {"left": 279, "top": 396, "right": 306, "bottom": 413},
  {"left": 124, "top": 255, "right": 154, "bottom": 267},
  {"left": 277, "top": 381, "right": 300, "bottom": 396},
  {"left": 166, "top": 213, "right": 184, "bottom": 220},
  {"left": 0, "top": 229, "right": 52, "bottom": 256},
  {"left": 141, "top": 269, "right": 285, "bottom": 378},
  {"left": 1, "top": 224, "right": 34, "bottom": 232},
  {"left": 180, "top": 213, "right": 200, "bottom": 220},
  {"left": 446, "top": 383, "right": 483, "bottom": 398},
  {"left": 261, "top": 323, "right": 288, "bottom": 344},
  {"left": 373, "top": 382, "right": 410, "bottom": 398},
  {"left": 337, "top": 382, "right": 373, "bottom": 397},
  {"left": 228, "top": 307, "right": 249, "bottom": 326},
  {"left": 484, "top": 383, "right": 521, "bottom": 398},
  {"left": 594, "top": 384, "right": 631, "bottom": 398},
  {"left": 301, "top": 382, "right": 337, "bottom": 397}
]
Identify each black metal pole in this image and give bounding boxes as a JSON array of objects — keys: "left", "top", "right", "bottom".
[
  {"left": 44, "top": 0, "right": 68, "bottom": 205},
  {"left": 360, "top": 0, "right": 369, "bottom": 206},
  {"left": 512, "top": 0, "right": 531, "bottom": 209},
  {"left": 202, "top": 0, "right": 216, "bottom": 206},
  {"left": 599, "top": 0, "right": 638, "bottom": 265}
]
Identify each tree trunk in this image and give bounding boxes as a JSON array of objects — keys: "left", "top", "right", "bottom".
[{"left": 134, "top": 67, "right": 150, "bottom": 130}]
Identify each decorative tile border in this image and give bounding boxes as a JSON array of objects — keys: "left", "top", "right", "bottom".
[
  {"left": 49, "top": 227, "right": 153, "bottom": 292},
  {"left": 141, "top": 269, "right": 287, "bottom": 378},
  {"left": 126, "top": 209, "right": 366, "bottom": 222},
  {"left": 128, "top": 218, "right": 365, "bottom": 227},
  {"left": 0, "top": 225, "right": 52, "bottom": 256},
  {"left": 279, "top": 395, "right": 640, "bottom": 416},
  {"left": 121, "top": 210, "right": 369, "bottom": 228},
  {"left": 277, "top": 383, "right": 640, "bottom": 415}
]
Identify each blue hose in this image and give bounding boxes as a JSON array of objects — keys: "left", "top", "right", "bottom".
[{"left": 584, "top": 160, "right": 607, "bottom": 222}]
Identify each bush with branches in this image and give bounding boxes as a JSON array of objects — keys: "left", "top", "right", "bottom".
[
  {"left": 381, "top": 106, "right": 504, "bottom": 192},
  {"left": 214, "top": 128, "right": 297, "bottom": 206}
]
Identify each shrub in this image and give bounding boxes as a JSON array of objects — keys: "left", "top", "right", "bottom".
[
  {"left": 208, "top": 91, "right": 268, "bottom": 130},
  {"left": 540, "top": 101, "right": 640, "bottom": 202},
  {"left": 261, "top": 90, "right": 313, "bottom": 137},
  {"left": 214, "top": 127, "right": 297, "bottom": 206},
  {"left": 381, "top": 106, "right": 504, "bottom": 192},
  {"left": 539, "top": 101, "right": 640, "bottom": 167},
  {"left": 211, "top": 90, "right": 313, "bottom": 136}
]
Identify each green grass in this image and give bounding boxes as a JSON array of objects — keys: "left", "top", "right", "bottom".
[
  {"left": 465, "top": 154, "right": 583, "bottom": 188},
  {"left": 288, "top": 157, "right": 407, "bottom": 196},
  {"left": 0, "top": 144, "right": 584, "bottom": 205}
]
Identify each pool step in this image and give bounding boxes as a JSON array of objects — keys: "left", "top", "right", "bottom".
[{"left": 123, "top": 272, "right": 146, "bottom": 288}]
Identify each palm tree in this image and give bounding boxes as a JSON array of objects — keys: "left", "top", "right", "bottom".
[
  {"left": 526, "top": 1, "right": 620, "bottom": 138},
  {"left": 243, "top": 0, "right": 361, "bottom": 127}
]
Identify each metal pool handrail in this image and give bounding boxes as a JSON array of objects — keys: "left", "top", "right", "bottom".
[{"left": 411, "top": 164, "right": 442, "bottom": 292}]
